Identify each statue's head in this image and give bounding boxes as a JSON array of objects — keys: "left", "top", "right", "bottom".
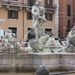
[
  {"left": 35, "top": 0, "right": 42, "bottom": 6},
  {"left": 8, "top": 29, "right": 12, "bottom": 33}
]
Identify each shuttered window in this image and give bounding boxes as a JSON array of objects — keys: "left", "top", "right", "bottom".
[
  {"left": 67, "top": 5, "right": 71, "bottom": 16},
  {"left": 45, "top": 13, "right": 53, "bottom": 21},
  {"left": 9, "top": 0, "right": 18, "bottom": 1},
  {"left": 28, "top": 0, "right": 35, "bottom": 6},
  {"left": 45, "top": 0, "right": 53, "bottom": 8},
  {"left": 27, "top": 12, "right": 32, "bottom": 20},
  {"left": 8, "top": 10, "right": 18, "bottom": 19},
  {"left": 67, "top": 20, "right": 70, "bottom": 29}
]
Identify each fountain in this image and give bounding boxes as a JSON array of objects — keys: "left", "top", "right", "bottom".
[
  {"left": 29, "top": 0, "right": 62, "bottom": 53},
  {"left": 0, "top": 0, "right": 75, "bottom": 75},
  {"left": 63, "top": 25, "right": 75, "bottom": 52}
]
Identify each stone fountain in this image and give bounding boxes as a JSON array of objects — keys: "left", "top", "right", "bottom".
[
  {"left": 0, "top": 0, "right": 75, "bottom": 73},
  {"left": 63, "top": 25, "right": 75, "bottom": 52},
  {"left": 29, "top": 0, "right": 62, "bottom": 53}
]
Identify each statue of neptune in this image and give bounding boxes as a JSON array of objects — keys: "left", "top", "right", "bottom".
[{"left": 31, "top": 0, "right": 47, "bottom": 39}]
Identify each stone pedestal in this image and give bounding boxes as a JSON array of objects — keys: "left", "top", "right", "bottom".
[
  {"left": 0, "top": 53, "right": 75, "bottom": 72},
  {"left": 60, "top": 53, "right": 75, "bottom": 71},
  {"left": 32, "top": 53, "right": 60, "bottom": 71}
]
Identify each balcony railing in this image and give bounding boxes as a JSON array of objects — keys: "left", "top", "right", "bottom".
[
  {"left": 1, "top": 0, "right": 56, "bottom": 11},
  {"left": 45, "top": 4, "right": 56, "bottom": 11},
  {"left": 1, "top": 0, "right": 27, "bottom": 7},
  {"left": 2, "top": 0, "right": 20, "bottom": 6}
]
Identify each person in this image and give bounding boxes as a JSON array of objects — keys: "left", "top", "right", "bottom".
[
  {"left": 20, "top": 40, "right": 24, "bottom": 47},
  {"left": 31, "top": 0, "right": 47, "bottom": 39},
  {"left": 0, "top": 40, "right": 2, "bottom": 47},
  {"left": 0, "top": 36, "right": 4, "bottom": 47},
  {"left": 24, "top": 40, "right": 30, "bottom": 47}
]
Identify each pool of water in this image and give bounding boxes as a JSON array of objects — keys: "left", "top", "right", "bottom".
[
  {"left": 0, "top": 73, "right": 35, "bottom": 75},
  {"left": 0, "top": 73, "right": 75, "bottom": 75}
]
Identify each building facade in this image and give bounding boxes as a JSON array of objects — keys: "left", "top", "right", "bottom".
[
  {"left": 59, "top": 0, "right": 75, "bottom": 39},
  {"left": 0, "top": 0, "right": 59, "bottom": 40}
]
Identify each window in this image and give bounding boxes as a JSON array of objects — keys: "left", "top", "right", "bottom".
[
  {"left": 67, "top": 5, "right": 71, "bottom": 16},
  {"left": 9, "top": 0, "right": 18, "bottom": 1},
  {"left": 7, "top": 0, "right": 18, "bottom": 4},
  {"left": 13, "top": 0, "right": 18, "bottom": 1},
  {"left": 8, "top": 27, "right": 17, "bottom": 38},
  {"left": 48, "top": 0, "right": 50, "bottom": 4},
  {"left": 8, "top": 10, "right": 18, "bottom": 19},
  {"left": 58, "top": 30, "right": 60, "bottom": 38},
  {"left": 28, "top": 0, "right": 35, "bottom": 6},
  {"left": 45, "top": 0, "right": 53, "bottom": 8},
  {"left": 27, "top": 12, "right": 32, "bottom": 20},
  {"left": 66, "top": 20, "right": 70, "bottom": 35},
  {"left": 45, "top": 28, "right": 52, "bottom": 36},
  {"left": 28, "top": 28, "right": 35, "bottom": 40},
  {"left": 67, "top": 20, "right": 70, "bottom": 29},
  {"left": 0, "top": 29, "right": 4, "bottom": 37},
  {"left": 45, "top": 13, "right": 53, "bottom": 21}
]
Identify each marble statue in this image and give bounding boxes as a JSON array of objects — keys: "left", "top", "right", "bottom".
[
  {"left": 1, "top": 29, "right": 28, "bottom": 53},
  {"left": 4, "top": 29, "right": 16, "bottom": 42},
  {"left": 64, "top": 26, "right": 75, "bottom": 52},
  {"left": 31, "top": 0, "right": 47, "bottom": 39},
  {"left": 45, "top": 35, "right": 62, "bottom": 52},
  {"left": 29, "top": 0, "right": 51, "bottom": 52},
  {"left": 29, "top": 35, "right": 50, "bottom": 51},
  {"left": 46, "top": 36, "right": 61, "bottom": 47},
  {"left": 46, "top": 36, "right": 55, "bottom": 46}
]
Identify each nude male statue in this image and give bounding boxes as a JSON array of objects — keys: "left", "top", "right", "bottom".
[{"left": 31, "top": 0, "right": 47, "bottom": 39}]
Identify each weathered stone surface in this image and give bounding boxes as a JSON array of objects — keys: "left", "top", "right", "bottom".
[
  {"left": 0, "top": 53, "right": 74, "bottom": 72},
  {"left": 29, "top": 35, "right": 50, "bottom": 51},
  {"left": 60, "top": 53, "right": 75, "bottom": 71}
]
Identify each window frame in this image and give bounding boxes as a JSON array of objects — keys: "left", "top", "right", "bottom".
[
  {"left": 45, "top": 0, "right": 53, "bottom": 8},
  {"left": 28, "top": 0, "right": 35, "bottom": 6},
  {"left": 8, "top": 10, "right": 18, "bottom": 19},
  {"left": 27, "top": 12, "right": 32, "bottom": 20},
  {"left": 67, "top": 20, "right": 70, "bottom": 29},
  {"left": 67, "top": 4, "right": 71, "bottom": 16},
  {"left": 8, "top": 27, "right": 17, "bottom": 38},
  {"left": 45, "top": 13, "right": 53, "bottom": 21}
]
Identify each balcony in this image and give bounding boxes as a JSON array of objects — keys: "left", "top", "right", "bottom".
[
  {"left": 45, "top": 4, "right": 56, "bottom": 11},
  {"left": 2, "top": 0, "right": 22, "bottom": 6},
  {"left": 1, "top": 0, "right": 56, "bottom": 11},
  {"left": 1, "top": 0, "right": 28, "bottom": 8}
]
